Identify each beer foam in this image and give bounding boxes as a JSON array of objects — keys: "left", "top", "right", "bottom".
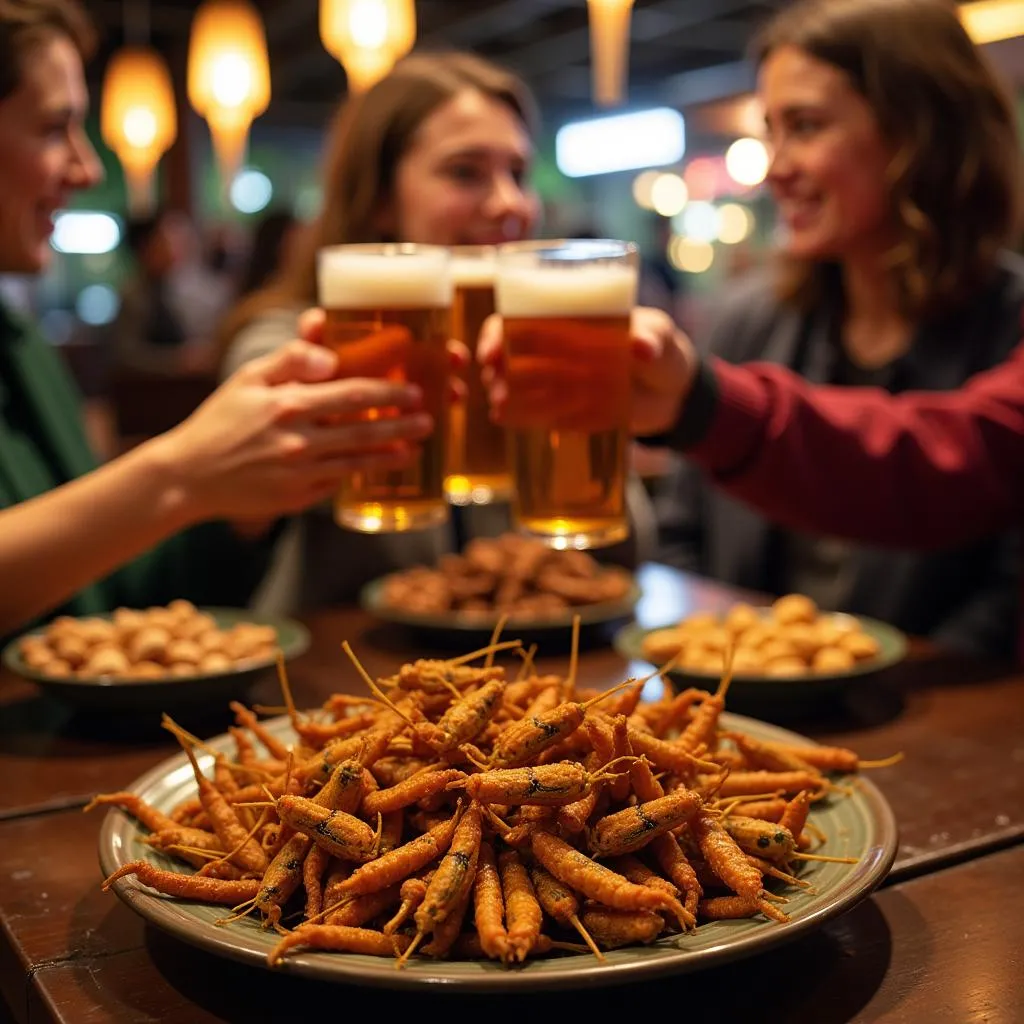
[
  {"left": 451, "top": 257, "right": 496, "bottom": 287},
  {"left": 495, "top": 264, "right": 636, "bottom": 317},
  {"left": 318, "top": 249, "right": 452, "bottom": 308}
]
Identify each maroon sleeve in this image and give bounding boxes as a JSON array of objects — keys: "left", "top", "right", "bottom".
[{"left": 683, "top": 341, "right": 1024, "bottom": 549}]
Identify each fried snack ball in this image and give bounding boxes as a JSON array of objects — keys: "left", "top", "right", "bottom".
[
  {"left": 81, "top": 646, "right": 131, "bottom": 677},
  {"left": 75, "top": 618, "right": 118, "bottom": 647},
  {"left": 112, "top": 607, "right": 147, "bottom": 641},
  {"left": 724, "top": 603, "right": 760, "bottom": 636},
  {"left": 43, "top": 658, "right": 73, "bottom": 678},
  {"left": 732, "top": 647, "right": 766, "bottom": 673},
  {"left": 167, "top": 599, "right": 198, "bottom": 621},
  {"left": 642, "top": 629, "right": 688, "bottom": 665},
  {"left": 195, "top": 631, "right": 227, "bottom": 656},
  {"left": 44, "top": 616, "right": 80, "bottom": 643},
  {"left": 735, "top": 623, "right": 777, "bottom": 650},
  {"left": 167, "top": 662, "right": 197, "bottom": 677},
  {"left": 23, "top": 646, "right": 57, "bottom": 671},
  {"left": 165, "top": 640, "right": 203, "bottom": 666},
  {"left": 129, "top": 661, "right": 166, "bottom": 679},
  {"left": 53, "top": 634, "right": 89, "bottom": 668},
  {"left": 17, "top": 635, "right": 49, "bottom": 658},
  {"left": 171, "top": 613, "right": 218, "bottom": 642},
  {"left": 838, "top": 632, "right": 881, "bottom": 660},
  {"left": 763, "top": 657, "right": 808, "bottom": 677},
  {"left": 781, "top": 623, "right": 821, "bottom": 659},
  {"left": 678, "top": 612, "right": 720, "bottom": 634},
  {"left": 129, "top": 627, "right": 173, "bottom": 665},
  {"left": 772, "top": 593, "right": 818, "bottom": 626},
  {"left": 198, "top": 652, "right": 233, "bottom": 672},
  {"left": 760, "top": 638, "right": 800, "bottom": 664},
  {"left": 696, "top": 627, "right": 733, "bottom": 653},
  {"left": 144, "top": 608, "right": 179, "bottom": 632},
  {"left": 813, "top": 647, "right": 857, "bottom": 672},
  {"left": 463, "top": 538, "right": 505, "bottom": 576},
  {"left": 682, "top": 645, "right": 715, "bottom": 670}
]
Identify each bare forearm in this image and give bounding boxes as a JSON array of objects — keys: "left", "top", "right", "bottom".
[{"left": 0, "top": 436, "right": 199, "bottom": 633}]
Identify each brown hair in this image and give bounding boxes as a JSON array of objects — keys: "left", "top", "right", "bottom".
[
  {"left": 754, "top": 0, "right": 1022, "bottom": 319},
  {"left": 217, "top": 51, "right": 536, "bottom": 353},
  {"left": 0, "top": 0, "right": 95, "bottom": 100}
]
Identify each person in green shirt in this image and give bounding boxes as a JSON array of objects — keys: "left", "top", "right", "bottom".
[{"left": 0, "top": 0, "right": 437, "bottom": 637}]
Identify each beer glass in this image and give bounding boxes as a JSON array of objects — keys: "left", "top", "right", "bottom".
[
  {"left": 495, "top": 239, "right": 638, "bottom": 549},
  {"left": 445, "top": 246, "right": 512, "bottom": 505},
  {"left": 317, "top": 243, "right": 453, "bottom": 532}
]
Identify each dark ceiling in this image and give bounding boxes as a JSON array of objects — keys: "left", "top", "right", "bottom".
[{"left": 84, "top": 0, "right": 790, "bottom": 129}]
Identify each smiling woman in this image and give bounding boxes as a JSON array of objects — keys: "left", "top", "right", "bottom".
[
  {"left": 0, "top": 0, "right": 101, "bottom": 273},
  {"left": 0, "top": 0, "right": 450, "bottom": 641},
  {"left": 645, "top": 0, "right": 1024, "bottom": 657}
]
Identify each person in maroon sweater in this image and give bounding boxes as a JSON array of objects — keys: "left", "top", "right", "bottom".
[{"left": 480, "top": 0, "right": 1024, "bottom": 560}]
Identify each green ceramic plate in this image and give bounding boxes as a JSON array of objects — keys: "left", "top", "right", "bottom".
[
  {"left": 614, "top": 613, "right": 907, "bottom": 706},
  {"left": 2, "top": 608, "right": 310, "bottom": 714},
  {"left": 98, "top": 712, "right": 898, "bottom": 991},
  {"left": 360, "top": 573, "right": 641, "bottom": 637}
]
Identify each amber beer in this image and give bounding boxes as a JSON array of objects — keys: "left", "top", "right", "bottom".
[
  {"left": 496, "top": 241, "right": 638, "bottom": 549},
  {"left": 317, "top": 244, "right": 453, "bottom": 532},
  {"left": 445, "top": 249, "right": 512, "bottom": 504}
]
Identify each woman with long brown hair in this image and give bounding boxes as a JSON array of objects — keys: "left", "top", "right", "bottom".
[
  {"left": 655, "top": 0, "right": 1024, "bottom": 655},
  {"left": 221, "top": 51, "right": 655, "bottom": 613},
  {"left": 487, "top": 0, "right": 1023, "bottom": 655}
]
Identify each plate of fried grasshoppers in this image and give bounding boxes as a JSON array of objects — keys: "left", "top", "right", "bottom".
[{"left": 94, "top": 632, "right": 899, "bottom": 992}]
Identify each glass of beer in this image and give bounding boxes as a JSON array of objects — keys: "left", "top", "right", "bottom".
[
  {"left": 445, "top": 245, "right": 512, "bottom": 506},
  {"left": 317, "top": 242, "right": 453, "bottom": 533},
  {"left": 495, "top": 239, "right": 638, "bottom": 550}
]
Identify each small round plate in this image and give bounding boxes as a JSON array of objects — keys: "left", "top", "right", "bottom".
[
  {"left": 360, "top": 573, "right": 641, "bottom": 644},
  {"left": 614, "top": 614, "right": 907, "bottom": 712},
  {"left": 2, "top": 608, "right": 310, "bottom": 714},
  {"left": 98, "top": 712, "right": 898, "bottom": 992}
]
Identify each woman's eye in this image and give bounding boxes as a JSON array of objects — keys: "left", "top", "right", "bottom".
[{"left": 447, "top": 165, "right": 483, "bottom": 183}]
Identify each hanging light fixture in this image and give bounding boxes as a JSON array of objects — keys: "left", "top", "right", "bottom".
[
  {"left": 188, "top": 0, "right": 270, "bottom": 197},
  {"left": 99, "top": 1, "right": 175, "bottom": 215},
  {"left": 587, "top": 0, "right": 635, "bottom": 107},
  {"left": 320, "top": 0, "right": 417, "bottom": 93},
  {"left": 101, "top": 48, "right": 176, "bottom": 215}
]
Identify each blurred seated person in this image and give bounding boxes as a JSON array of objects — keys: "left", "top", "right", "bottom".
[
  {"left": 214, "top": 210, "right": 301, "bottom": 353},
  {"left": 113, "top": 208, "right": 202, "bottom": 374},
  {"left": 168, "top": 220, "right": 239, "bottom": 349},
  {"left": 218, "top": 53, "right": 657, "bottom": 614}
]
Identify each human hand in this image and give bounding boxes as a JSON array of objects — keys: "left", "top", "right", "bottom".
[
  {"left": 476, "top": 305, "right": 699, "bottom": 436},
  {"left": 298, "top": 308, "right": 469, "bottom": 403},
  {"left": 155, "top": 340, "right": 433, "bottom": 522}
]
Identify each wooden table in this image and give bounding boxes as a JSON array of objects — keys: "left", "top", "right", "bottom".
[{"left": 1, "top": 565, "right": 1022, "bottom": 1022}]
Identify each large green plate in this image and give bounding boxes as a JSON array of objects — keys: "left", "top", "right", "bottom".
[
  {"left": 97, "top": 713, "right": 897, "bottom": 991},
  {"left": 2, "top": 608, "right": 310, "bottom": 714}
]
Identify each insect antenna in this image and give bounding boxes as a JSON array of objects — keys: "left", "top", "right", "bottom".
[
  {"left": 341, "top": 641, "right": 414, "bottom": 725},
  {"left": 447, "top": 639, "right": 522, "bottom": 666},
  {"left": 484, "top": 614, "right": 509, "bottom": 669},
  {"left": 857, "top": 752, "right": 904, "bottom": 769},
  {"left": 567, "top": 914, "right": 605, "bottom": 961}
]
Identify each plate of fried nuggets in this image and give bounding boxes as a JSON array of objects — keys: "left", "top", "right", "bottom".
[
  {"left": 3, "top": 602, "right": 310, "bottom": 712},
  {"left": 616, "top": 594, "right": 907, "bottom": 698},
  {"left": 364, "top": 532, "right": 639, "bottom": 633},
  {"left": 94, "top": 637, "right": 899, "bottom": 990}
]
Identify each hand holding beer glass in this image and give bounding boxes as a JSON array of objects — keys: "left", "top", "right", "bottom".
[
  {"left": 494, "top": 239, "right": 639, "bottom": 549},
  {"left": 317, "top": 243, "right": 453, "bottom": 532},
  {"left": 445, "top": 246, "right": 513, "bottom": 506}
]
